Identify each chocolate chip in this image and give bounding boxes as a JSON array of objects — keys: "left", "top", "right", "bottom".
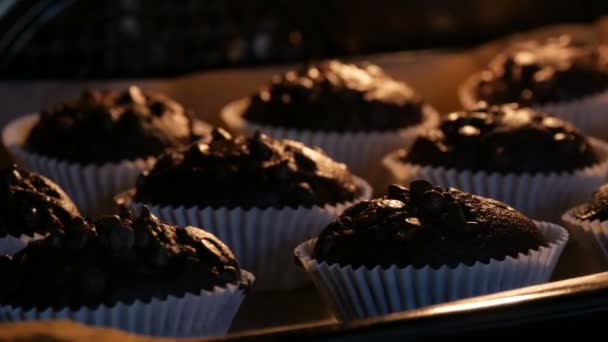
[
  {"left": 376, "top": 199, "right": 405, "bottom": 211},
  {"left": 410, "top": 180, "right": 433, "bottom": 200},
  {"left": 387, "top": 184, "right": 408, "bottom": 200},
  {"left": 268, "top": 160, "right": 290, "bottom": 180},
  {"left": 446, "top": 202, "right": 466, "bottom": 228},
  {"left": 294, "top": 151, "right": 317, "bottom": 171},
  {"left": 186, "top": 142, "right": 210, "bottom": 159},
  {"left": 337, "top": 216, "right": 352, "bottom": 227},
  {"left": 46, "top": 211, "right": 65, "bottom": 232},
  {"left": 150, "top": 101, "right": 166, "bottom": 116},
  {"left": 344, "top": 201, "right": 370, "bottom": 216},
  {"left": 404, "top": 217, "right": 422, "bottom": 227},
  {"left": 248, "top": 135, "right": 274, "bottom": 160},
  {"left": 353, "top": 207, "right": 377, "bottom": 228},
  {"left": 421, "top": 190, "right": 447, "bottom": 214},
  {"left": 292, "top": 182, "right": 315, "bottom": 202},
  {"left": 122, "top": 85, "right": 146, "bottom": 105},
  {"left": 211, "top": 128, "right": 232, "bottom": 141},
  {"left": 140, "top": 206, "right": 154, "bottom": 221},
  {"left": 220, "top": 266, "right": 238, "bottom": 283},
  {"left": 8, "top": 167, "right": 21, "bottom": 184},
  {"left": 118, "top": 205, "right": 133, "bottom": 221}
]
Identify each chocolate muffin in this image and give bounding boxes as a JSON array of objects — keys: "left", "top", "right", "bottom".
[
  {"left": 0, "top": 164, "right": 79, "bottom": 238},
  {"left": 574, "top": 184, "right": 608, "bottom": 222},
  {"left": 242, "top": 59, "right": 425, "bottom": 132},
  {"left": 313, "top": 181, "right": 545, "bottom": 269},
  {"left": 129, "top": 128, "right": 360, "bottom": 209},
  {"left": 402, "top": 103, "right": 599, "bottom": 173},
  {"left": 25, "top": 86, "right": 200, "bottom": 164},
  {"left": 0, "top": 207, "right": 250, "bottom": 310},
  {"left": 474, "top": 35, "right": 608, "bottom": 106}
]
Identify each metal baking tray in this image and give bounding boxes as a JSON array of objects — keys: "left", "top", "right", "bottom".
[{"left": 1, "top": 20, "right": 608, "bottom": 341}]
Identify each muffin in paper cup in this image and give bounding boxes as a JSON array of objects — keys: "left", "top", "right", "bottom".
[
  {"left": 0, "top": 164, "right": 81, "bottom": 255},
  {"left": 293, "top": 182, "right": 568, "bottom": 321},
  {"left": 0, "top": 209, "right": 254, "bottom": 338},
  {"left": 220, "top": 60, "right": 439, "bottom": 192},
  {"left": 221, "top": 98, "right": 438, "bottom": 191},
  {"left": 2, "top": 87, "right": 211, "bottom": 216},
  {"left": 2, "top": 113, "right": 156, "bottom": 216},
  {"left": 0, "top": 274, "right": 253, "bottom": 338},
  {"left": 384, "top": 138, "right": 608, "bottom": 222},
  {"left": 116, "top": 175, "right": 372, "bottom": 291},
  {"left": 294, "top": 221, "right": 567, "bottom": 321},
  {"left": 460, "top": 72, "right": 608, "bottom": 138},
  {"left": 383, "top": 102, "right": 608, "bottom": 222},
  {"left": 556, "top": 185, "right": 608, "bottom": 279},
  {"left": 115, "top": 128, "right": 373, "bottom": 291},
  {"left": 458, "top": 36, "right": 608, "bottom": 138}
]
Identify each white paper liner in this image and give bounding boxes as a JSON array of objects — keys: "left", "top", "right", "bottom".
[
  {"left": 220, "top": 98, "right": 440, "bottom": 192},
  {"left": 117, "top": 176, "right": 373, "bottom": 292},
  {"left": 294, "top": 221, "right": 568, "bottom": 321},
  {"left": 382, "top": 137, "right": 608, "bottom": 222},
  {"left": 459, "top": 72, "right": 608, "bottom": 138},
  {"left": 0, "top": 270, "right": 253, "bottom": 337},
  {"left": 1, "top": 114, "right": 212, "bottom": 217},
  {"left": 555, "top": 206, "right": 608, "bottom": 279},
  {"left": 0, "top": 233, "right": 45, "bottom": 256}
]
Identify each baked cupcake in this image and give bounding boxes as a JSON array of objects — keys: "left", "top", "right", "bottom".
[
  {"left": 0, "top": 208, "right": 253, "bottom": 337},
  {"left": 115, "top": 128, "right": 372, "bottom": 290},
  {"left": 459, "top": 35, "right": 608, "bottom": 137},
  {"left": 560, "top": 183, "right": 608, "bottom": 278},
  {"left": 0, "top": 164, "right": 80, "bottom": 255},
  {"left": 221, "top": 59, "right": 439, "bottom": 186},
  {"left": 294, "top": 181, "right": 568, "bottom": 321},
  {"left": 2, "top": 86, "right": 210, "bottom": 216},
  {"left": 383, "top": 103, "right": 608, "bottom": 221}
]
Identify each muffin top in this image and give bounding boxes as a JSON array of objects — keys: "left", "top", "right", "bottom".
[
  {"left": 26, "top": 86, "right": 200, "bottom": 164},
  {"left": 575, "top": 184, "right": 608, "bottom": 221},
  {"left": 475, "top": 35, "right": 608, "bottom": 105},
  {"left": 0, "top": 208, "right": 249, "bottom": 310},
  {"left": 0, "top": 164, "right": 80, "bottom": 239},
  {"left": 312, "top": 180, "right": 545, "bottom": 268},
  {"left": 402, "top": 103, "right": 599, "bottom": 173},
  {"left": 129, "top": 128, "right": 360, "bottom": 208},
  {"left": 242, "top": 60, "right": 425, "bottom": 132}
]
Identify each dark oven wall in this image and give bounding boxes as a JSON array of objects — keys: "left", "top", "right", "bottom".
[{"left": 0, "top": 0, "right": 607, "bottom": 80}]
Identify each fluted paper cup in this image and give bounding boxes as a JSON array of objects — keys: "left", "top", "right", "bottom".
[
  {"left": 115, "top": 176, "right": 372, "bottom": 291},
  {"left": 0, "top": 233, "right": 45, "bottom": 256},
  {"left": 0, "top": 270, "right": 253, "bottom": 338},
  {"left": 555, "top": 206, "right": 608, "bottom": 279},
  {"left": 2, "top": 114, "right": 211, "bottom": 216},
  {"left": 382, "top": 138, "right": 608, "bottom": 222},
  {"left": 459, "top": 72, "right": 608, "bottom": 138},
  {"left": 294, "top": 221, "right": 567, "bottom": 321},
  {"left": 221, "top": 98, "right": 439, "bottom": 192}
]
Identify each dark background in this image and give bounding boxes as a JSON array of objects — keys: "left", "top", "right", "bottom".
[{"left": 0, "top": 0, "right": 607, "bottom": 79}]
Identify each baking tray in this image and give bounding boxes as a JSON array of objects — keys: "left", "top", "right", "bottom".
[{"left": 2, "top": 20, "right": 608, "bottom": 341}]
